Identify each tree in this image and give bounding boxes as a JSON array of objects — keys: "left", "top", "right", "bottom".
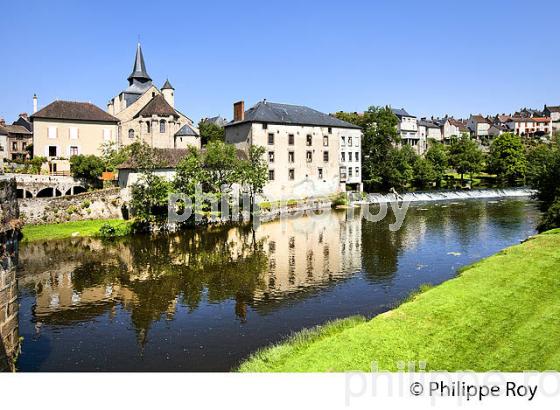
[
  {"left": 174, "top": 147, "right": 207, "bottom": 198},
  {"left": 100, "top": 141, "right": 131, "bottom": 172},
  {"left": 526, "top": 142, "right": 560, "bottom": 207},
  {"left": 198, "top": 120, "right": 225, "bottom": 145},
  {"left": 237, "top": 145, "right": 268, "bottom": 212},
  {"left": 384, "top": 144, "right": 417, "bottom": 189},
  {"left": 487, "top": 133, "right": 527, "bottom": 185},
  {"left": 70, "top": 155, "right": 105, "bottom": 183},
  {"left": 448, "top": 134, "right": 484, "bottom": 183},
  {"left": 413, "top": 156, "right": 436, "bottom": 188},
  {"left": 425, "top": 141, "right": 448, "bottom": 187},
  {"left": 203, "top": 140, "right": 240, "bottom": 194}
]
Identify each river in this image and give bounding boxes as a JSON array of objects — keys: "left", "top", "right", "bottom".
[{"left": 15, "top": 198, "right": 540, "bottom": 371}]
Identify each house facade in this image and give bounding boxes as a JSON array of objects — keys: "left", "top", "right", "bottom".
[
  {"left": 417, "top": 119, "right": 442, "bottom": 153},
  {"left": 107, "top": 44, "right": 200, "bottom": 151},
  {"left": 0, "top": 125, "right": 8, "bottom": 162},
  {"left": 507, "top": 117, "right": 552, "bottom": 138},
  {"left": 392, "top": 108, "right": 418, "bottom": 149},
  {"left": 31, "top": 100, "right": 119, "bottom": 174},
  {"left": 467, "top": 115, "right": 492, "bottom": 142},
  {"left": 0, "top": 115, "right": 33, "bottom": 161},
  {"left": 225, "top": 100, "right": 362, "bottom": 201},
  {"left": 543, "top": 105, "right": 560, "bottom": 134}
]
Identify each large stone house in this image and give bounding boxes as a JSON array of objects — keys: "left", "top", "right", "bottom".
[
  {"left": 0, "top": 115, "right": 33, "bottom": 161},
  {"left": 107, "top": 44, "right": 200, "bottom": 150},
  {"left": 31, "top": 100, "right": 119, "bottom": 174},
  {"left": 224, "top": 100, "right": 362, "bottom": 201}
]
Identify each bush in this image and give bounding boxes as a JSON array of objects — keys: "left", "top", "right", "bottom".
[
  {"left": 98, "top": 223, "right": 117, "bottom": 237},
  {"left": 332, "top": 193, "right": 348, "bottom": 207},
  {"left": 537, "top": 198, "right": 560, "bottom": 233},
  {"left": 98, "top": 221, "right": 132, "bottom": 238}
]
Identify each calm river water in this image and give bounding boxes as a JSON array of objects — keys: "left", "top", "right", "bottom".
[{"left": 16, "top": 198, "right": 539, "bottom": 371}]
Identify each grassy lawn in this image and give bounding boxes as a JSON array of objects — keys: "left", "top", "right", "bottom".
[
  {"left": 239, "top": 229, "right": 560, "bottom": 372},
  {"left": 21, "top": 219, "right": 131, "bottom": 242}
]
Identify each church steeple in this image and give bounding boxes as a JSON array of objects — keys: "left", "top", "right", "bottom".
[{"left": 127, "top": 43, "right": 152, "bottom": 85}]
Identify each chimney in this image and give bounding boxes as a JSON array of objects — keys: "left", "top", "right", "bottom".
[
  {"left": 0, "top": 118, "right": 5, "bottom": 126},
  {"left": 19, "top": 112, "right": 29, "bottom": 120},
  {"left": 233, "top": 100, "right": 245, "bottom": 122},
  {"left": 33, "top": 94, "right": 38, "bottom": 113}
]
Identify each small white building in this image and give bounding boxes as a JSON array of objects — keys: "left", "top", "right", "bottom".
[
  {"left": 544, "top": 105, "right": 560, "bottom": 134},
  {"left": 392, "top": 108, "right": 418, "bottom": 149}
]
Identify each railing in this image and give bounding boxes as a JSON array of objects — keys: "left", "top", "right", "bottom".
[{"left": 49, "top": 171, "right": 71, "bottom": 177}]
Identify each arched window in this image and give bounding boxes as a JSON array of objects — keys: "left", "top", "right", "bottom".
[
  {"left": 128, "top": 129, "right": 134, "bottom": 139},
  {"left": 160, "top": 120, "right": 166, "bottom": 133}
]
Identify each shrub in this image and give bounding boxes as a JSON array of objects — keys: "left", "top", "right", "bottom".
[
  {"left": 98, "top": 223, "right": 117, "bottom": 238},
  {"left": 332, "top": 193, "right": 348, "bottom": 207},
  {"left": 537, "top": 198, "right": 560, "bottom": 233},
  {"left": 81, "top": 199, "right": 91, "bottom": 209}
]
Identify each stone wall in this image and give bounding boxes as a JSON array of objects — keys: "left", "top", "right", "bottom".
[
  {"left": 19, "top": 187, "right": 125, "bottom": 225},
  {"left": 1, "top": 178, "right": 20, "bottom": 372}
]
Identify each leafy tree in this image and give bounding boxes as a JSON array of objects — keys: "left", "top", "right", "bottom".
[
  {"left": 237, "top": 145, "right": 268, "bottom": 211},
  {"left": 487, "top": 133, "right": 527, "bottom": 185},
  {"left": 413, "top": 156, "right": 436, "bottom": 188},
  {"left": 198, "top": 120, "right": 225, "bottom": 145},
  {"left": 448, "top": 134, "right": 484, "bottom": 183},
  {"left": 384, "top": 144, "right": 417, "bottom": 189},
  {"left": 203, "top": 140, "right": 240, "bottom": 194},
  {"left": 425, "top": 141, "right": 448, "bottom": 187},
  {"left": 100, "top": 141, "right": 131, "bottom": 172},
  {"left": 70, "top": 154, "right": 105, "bottom": 182},
  {"left": 537, "top": 198, "right": 560, "bottom": 232},
  {"left": 527, "top": 141, "right": 560, "bottom": 207},
  {"left": 174, "top": 147, "right": 207, "bottom": 198},
  {"left": 27, "top": 156, "right": 47, "bottom": 174}
]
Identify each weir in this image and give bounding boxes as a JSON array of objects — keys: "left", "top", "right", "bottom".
[{"left": 364, "top": 188, "right": 536, "bottom": 204}]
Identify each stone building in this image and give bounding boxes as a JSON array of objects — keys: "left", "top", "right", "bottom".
[
  {"left": 0, "top": 116, "right": 33, "bottom": 161},
  {"left": 392, "top": 108, "right": 418, "bottom": 149},
  {"left": 107, "top": 44, "right": 200, "bottom": 150},
  {"left": 31, "top": 100, "right": 119, "bottom": 174},
  {"left": 225, "top": 100, "right": 362, "bottom": 201},
  {"left": 543, "top": 105, "right": 560, "bottom": 134}
]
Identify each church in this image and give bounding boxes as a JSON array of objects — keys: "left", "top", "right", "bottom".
[{"left": 107, "top": 44, "right": 200, "bottom": 150}]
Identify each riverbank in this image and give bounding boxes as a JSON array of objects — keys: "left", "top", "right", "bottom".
[
  {"left": 238, "top": 228, "right": 560, "bottom": 372},
  {"left": 21, "top": 219, "right": 132, "bottom": 242}
]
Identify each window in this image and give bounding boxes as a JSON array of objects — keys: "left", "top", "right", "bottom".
[
  {"left": 268, "top": 133, "right": 274, "bottom": 145},
  {"left": 146, "top": 121, "right": 151, "bottom": 133},
  {"left": 348, "top": 167, "right": 353, "bottom": 177},
  {"left": 355, "top": 152, "right": 359, "bottom": 161},
  {"left": 348, "top": 136, "right": 352, "bottom": 146},
  {"left": 48, "top": 146, "right": 57, "bottom": 157},
  {"left": 69, "top": 127, "right": 78, "bottom": 139},
  {"left": 355, "top": 137, "right": 359, "bottom": 147},
  {"left": 288, "top": 134, "right": 294, "bottom": 145},
  {"left": 262, "top": 123, "right": 268, "bottom": 130},
  {"left": 341, "top": 136, "right": 346, "bottom": 147},
  {"left": 160, "top": 120, "right": 166, "bottom": 133},
  {"left": 268, "top": 169, "right": 275, "bottom": 181},
  {"left": 268, "top": 151, "right": 275, "bottom": 163},
  {"left": 341, "top": 152, "right": 346, "bottom": 162},
  {"left": 323, "top": 135, "right": 329, "bottom": 146},
  {"left": 70, "top": 146, "right": 79, "bottom": 156},
  {"left": 328, "top": 127, "right": 332, "bottom": 134},
  {"left": 323, "top": 151, "right": 329, "bottom": 162},
  {"left": 306, "top": 134, "right": 312, "bottom": 146},
  {"left": 48, "top": 126, "right": 57, "bottom": 139},
  {"left": 306, "top": 151, "right": 312, "bottom": 162},
  {"left": 0, "top": 145, "right": 3, "bottom": 152},
  {"left": 318, "top": 168, "right": 323, "bottom": 179},
  {"left": 288, "top": 151, "right": 294, "bottom": 163},
  {"left": 12, "top": 142, "right": 17, "bottom": 150},
  {"left": 128, "top": 129, "right": 135, "bottom": 139},
  {"left": 348, "top": 152, "right": 352, "bottom": 162},
  {"left": 339, "top": 166, "right": 347, "bottom": 181},
  {"left": 288, "top": 168, "right": 295, "bottom": 180},
  {"left": 355, "top": 167, "right": 359, "bottom": 177},
  {"left": 103, "top": 129, "right": 112, "bottom": 142}
]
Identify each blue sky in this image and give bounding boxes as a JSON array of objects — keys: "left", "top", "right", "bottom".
[{"left": 1, "top": 0, "right": 559, "bottom": 123}]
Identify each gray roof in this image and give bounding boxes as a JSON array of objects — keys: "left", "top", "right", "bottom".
[
  {"left": 226, "top": 101, "right": 361, "bottom": 129},
  {"left": 128, "top": 43, "right": 152, "bottom": 83},
  {"left": 391, "top": 108, "right": 416, "bottom": 118},
  {"left": 161, "top": 79, "right": 174, "bottom": 90},
  {"left": 175, "top": 123, "right": 199, "bottom": 137},
  {"left": 203, "top": 116, "right": 228, "bottom": 127},
  {"left": 417, "top": 119, "right": 440, "bottom": 128}
]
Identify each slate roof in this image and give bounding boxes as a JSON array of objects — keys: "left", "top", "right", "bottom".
[
  {"left": 128, "top": 43, "right": 151, "bottom": 83},
  {"left": 175, "top": 123, "right": 199, "bottom": 137},
  {"left": 545, "top": 105, "right": 560, "bottom": 113},
  {"left": 0, "top": 125, "right": 8, "bottom": 136},
  {"left": 417, "top": 120, "right": 440, "bottom": 128},
  {"left": 391, "top": 108, "right": 416, "bottom": 118},
  {"left": 3, "top": 124, "right": 32, "bottom": 135},
  {"left": 161, "top": 79, "right": 174, "bottom": 90},
  {"left": 470, "top": 114, "right": 491, "bottom": 124},
  {"left": 203, "top": 116, "right": 228, "bottom": 127},
  {"left": 226, "top": 101, "right": 361, "bottom": 129},
  {"left": 31, "top": 101, "right": 119, "bottom": 123},
  {"left": 118, "top": 148, "right": 189, "bottom": 169},
  {"left": 135, "top": 94, "right": 179, "bottom": 118}
]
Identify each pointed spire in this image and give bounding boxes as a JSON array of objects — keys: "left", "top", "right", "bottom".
[
  {"left": 161, "top": 78, "right": 174, "bottom": 90},
  {"left": 128, "top": 43, "right": 152, "bottom": 84}
]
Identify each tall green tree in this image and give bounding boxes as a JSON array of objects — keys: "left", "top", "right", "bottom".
[
  {"left": 70, "top": 154, "right": 105, "bottom": 183},
  {"left": 198, "top": 120, "right": 225, "bottom": 145},
  {"left": 203, "top": 140, "right": 240, "bottom": 194},
  {"left": 487, "top": 133, "right": 527, "bottom": 185},
  {"left": 448, "top": 134, "right": 484, "bottom": 183},
  {"left": 237, "top": 145, "right": 268, "bottom": 211},
  {"left": 425, "top": 141, "right": 448, "bottom": 187},
  {"left": 413, "top": 156, "right": 436, "bottom": 188}
]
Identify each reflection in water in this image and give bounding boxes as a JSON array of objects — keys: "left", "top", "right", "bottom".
[{"left": 16, "top": 199, "right": 540, "bottom": 371}]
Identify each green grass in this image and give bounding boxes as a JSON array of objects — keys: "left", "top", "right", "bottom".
[
  {"left": 21, "top": 219, "right": 132, "bottom": 242},
  {"left": 238, "top": 229, "right": 560, "bottom": 372}
]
